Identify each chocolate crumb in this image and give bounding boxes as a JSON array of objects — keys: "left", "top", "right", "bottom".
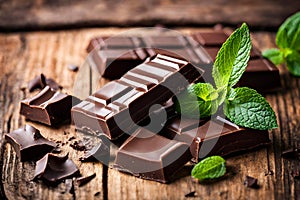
[
  {"left": 94, "top": 191, "right": 100, "bottom": 196},
  {"left": 76, "top": 173, "right": 96, "bottom": 187},
  {"left": 68, "top": 136, "right": 76, "bottom": 141},
  {"left": 70, "top": 140, "right": 86, "bottom": 151},
  {"left": 68, "top": 64, "right": 79, "bottom": 72},
  {"left": 185, "top": 191, "right": 197, "bottom": 197},
  {"left": 244, "top": 176, "right": 259, "bottom": 189}
]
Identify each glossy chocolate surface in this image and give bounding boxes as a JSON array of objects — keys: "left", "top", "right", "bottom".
[
  {"left": 113, "top": 128, "right": 192, "bottom": 183},
  {"left": 5, "top": 125, "right": 56, "bottom": 162},
  {"left": 34, "top": 153, "right": 79, "bottom": 185},
  {"left": 72, "top": 54, "right": 203, "bottom": 139},
  {"left": 163, "top": 115, "right": 271, "bottom": 162},
  {"left": 20, "top": 86, "right": 80, "bottom": 125}
]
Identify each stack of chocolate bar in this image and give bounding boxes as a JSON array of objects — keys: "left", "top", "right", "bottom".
[{"left": 71, "top": 28, "right": 281, "bottom": 182}]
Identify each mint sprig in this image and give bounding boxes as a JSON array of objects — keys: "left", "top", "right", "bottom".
[
  {"left": 175, "top": 23, "right": 278, "bottom": 130},
  {"left": 263, "top": 11, "right": 300, "bottom": 76},
  {"left": 191, "top": 156, "right": 226, "bottom": 180}
]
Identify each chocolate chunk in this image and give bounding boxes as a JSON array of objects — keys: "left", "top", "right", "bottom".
[
  {"left": 4, "top": 125, "right": 56, "bottom": 162},
  {"left": 80, "top": 139, "right": 110, "bottom": 165},
  {"left": 20, "top": 86, "right": 81, "bottom": 126},
  {"left": 163, "top": 116, "right": 270, "bottom": 162},
  {"left": 67, "top": 64, "right": 79, "bottom": 72},
  {"left": 72, "top": 54, "right": 203, "bottom": 139},
  {"left": 45, "top": 78, "right": 63, "bottom": 91},
  {"left": 244, "top": 176, "right": 259, "bottom": 188},
  {"left": 34, "top": 153, "right": 79, "bottom": 185},
  {"left": 28, "top": 74, "right": 46, "bottom": 92},
  {"left": 191, "top": 31, "right": 229, "bottom": 46},
  {"left": 281, "top": 148, "right": 300, "bottom": 160},
  {"left": 76, "top": 173, "right": 96, "bottom": 187},
  {"left": 114, "top": 128, "right": 192, "bottom": 183}
]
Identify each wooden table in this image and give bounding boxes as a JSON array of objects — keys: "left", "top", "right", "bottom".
[{"left": 0, "top": 27, "right": 299, "bottom": 200}]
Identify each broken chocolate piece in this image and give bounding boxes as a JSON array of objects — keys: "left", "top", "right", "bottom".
[
  {"left": 244, "top": 176, "right": 259, "bottom": 188},
  {"left": 4, "top": 125, "right": 56, "bottom": 162},
  {"left": 45, "top": 78, "right": 63, "bottom": 91},
  {"left": 76, "top": 173, "right": 96, "bottom": 187},
  {"left": 20, "top": 86, "right": 80, "bottom": 126},
  {"left": 28, "top": 74, "right": 46, "bottom": 92},
  {"left": 114, "top": 128, "right": 192, "bottom": 183},
  {"left": 34, "top": 153, "right": 79, "bottom": 185},
  {"left": 80, "top": 139, "right": 110, "bottom": 165},
  {"left": 72, "top": 54, "right": 203, "bottom": 139},
  {"left": 185, "top": 191, "right": 198, "bottom": 198},
  {"left": 281, "top": 148, "right": 300, "bottom": 160},
  {"left": 163, "top": 116, "right": 270, "bottom": 162}
]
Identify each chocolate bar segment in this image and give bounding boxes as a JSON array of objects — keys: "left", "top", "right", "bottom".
[
  {"left": 163, "top": 116, "right": 270, "bottom": 162},
  {"left": 20, "top": 86, "right": 80, "bottom": 125},
  {"left": 72, "top": 54, "right": 203, "bottom": 139},
  {"left": 113, "top": 128, "right": 192, "bottom": 183},
  {"left": 5, "top": 125, "right": 56, "bottom": 162}
]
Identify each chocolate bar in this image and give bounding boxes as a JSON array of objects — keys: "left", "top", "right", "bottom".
[
  {"left": 5, "top": 125, "right": 56, "bottom": 162},
  {"left": 20, "top": 86, "right": 80, "bottom": 125},
  {"left": 87, "top": 36, "right": 211, "bottom": 80},
  {"left": 162, "top": 115, "right": 270, "bottom": 162},
  {"left": 34, "top": 153, "right": 79, "bottom": 185},
  {"left": 87, "top": 31, "right": 281, "bottom": 92},
  {"left": 113, "top": 127, "right": 192, "bottom": 183},
  {"left": 72, "top": 54, "right": 203, "bottom": 139}
]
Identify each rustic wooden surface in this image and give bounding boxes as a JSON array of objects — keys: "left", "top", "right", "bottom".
[
  {"left": 0, "top": 0, "right": 300, "bottom": 31},
  {"left": 0, "top": 27, "right": 300, "bottom": 200}
]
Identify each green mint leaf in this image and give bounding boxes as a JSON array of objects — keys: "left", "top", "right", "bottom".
[
  {"left": 212, "top": 23, "right": 251, "bottom": 90},
  {"left": 286, "top": 50, "right": 300, "bottom": 76},
  {"left": 224, "top": 87, "right": 278, "bottom": 130},
  {"left": 276, "top": 12, "right": 300, "bottom": 50},
  {"left": 175, "top": 83, "right": 218, "bottom": 118},
  {"left": 191, "top": 156, "right": 226, "bottom": 180},
  {"left": 262, "top": 48, "right": 285, "bottom": 65}
]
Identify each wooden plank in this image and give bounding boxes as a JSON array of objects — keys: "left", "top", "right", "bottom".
[
  {"left": 0, "top": 0, "right": 300, "bottom": 31},
  {"left": 0, "top": 28, "right": 300, "bottom": 200}
]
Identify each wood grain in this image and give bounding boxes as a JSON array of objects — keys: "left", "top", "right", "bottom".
[
  {"left": 0, "top": 0, "right": 299, "bottom": 31},
  {"left": 0, "top": 28, "right": 300, "bottom": 200}
]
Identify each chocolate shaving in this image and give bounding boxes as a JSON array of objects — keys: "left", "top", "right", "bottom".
[
  {"left": 76, "top": 173, "right": 96, "bottom": 187},
  {"left": 185, "top": 191, "right": 197, "bottom": 197}
]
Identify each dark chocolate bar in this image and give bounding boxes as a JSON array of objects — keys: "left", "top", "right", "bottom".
[
  {"left": 5, "top": 125, "right": 56, "bottom": 162},
  {"left": 34, "top": 153, "right": 79, "bottom": 185},
  {"left": 72, "top": 54, "right": 203, "bottom": 139},
  {"left": 162, "top": 115, "right": 270, "bottom": 162},
  {"left": 87, "top": 31, "right": 281, "bottom": 92},
  {"left": 20, "top": 86, "right": 80, "bottom": 125},
  {"left": 113, "top": 127, "right": 192, "bottom": 183},
  {"left": 87, "top": 35, "right": 211, "bottom": 80}
]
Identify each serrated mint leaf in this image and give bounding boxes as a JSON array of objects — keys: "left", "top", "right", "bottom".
[
  {"left": 286, "top": 50, "right": 300, "bottom": 76},
  {"left": 212, "top": 23, "right": 251, "bottom": 89},
  {"left": 224, "top": 87, "right": 278, "bottom": 130},
  {"left": 175, "top": 83, "right": 218, "bottom": 118},
  {"left": 262, "top": 48, "right": 284, "bottom": 65},
  {"left": 191, "top": 156, "right": 226, "bottom": 180},
  {"left": 276, "top": 12, "right": 300, "bottom": 50}
]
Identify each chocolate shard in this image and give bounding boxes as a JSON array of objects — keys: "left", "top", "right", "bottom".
[
  {"left": 114, "top": 128, "right": 192, "bottom": 183},
  {"left": 34, "top": 153, "right": 79, "bottom": 185},
  {"left": 244, "top": 176, "right": 259, "bottom": 188},
  {"left": 45, "top": 78, "right": 63, "bottom": 91},
  {"left": 163, "top": 115, "right": 270, "bottom": 162},
  {"left": 79, "top": 138, "right": 110, "bottom": 165},
  {"left": 72, "top": 54, "right": 203, "bottom": 139},
  {"left": 185, "top": 191, "right": 198, "bottom": 198},
  {"left": 20, "top": 86, "right": 81, "bottom": 126},
  {"left": 76, "top": 173, "right": 96, "bottom": 187},
  {"left": 28, "top": 74, "right": 46, "bottom": 92},
  {"left": 281, "top": 148, "right": 300, "bottom": 160},
  {"left": 4, "top": 125, "right": 56, "bottom": 162}
]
